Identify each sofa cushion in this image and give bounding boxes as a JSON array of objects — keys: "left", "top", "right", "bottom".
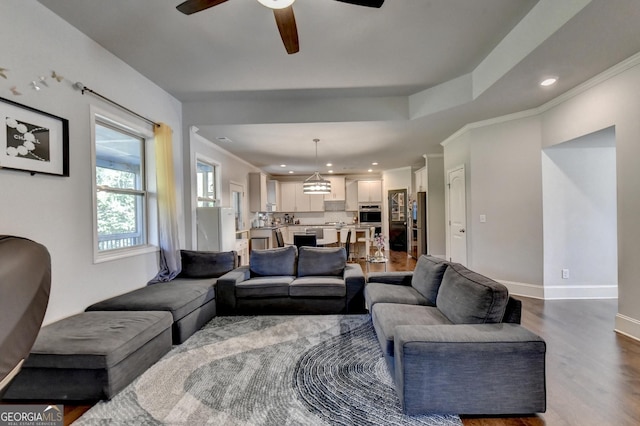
[
  {"left": 371, "top": 303, "right": 452, "bottom": 356},
  {"left": 436, "top": 263, "right": 509, "bottom": 324},
  {"left": 23, "top": 311, "right": 173, "bottom": 369},
  {"left": 289, "top": 276, "right": 346, "bottom": 297},
  {"left": 297, "top": 246, "right": 346, "bottom": 277},
  {"left": 410, "top": 255, "right": 448, "bottom": 305},
  {"left": 86, "top": 278, "right": 216, "bottom": 321},
  {"left": 250, "top": 246, "right": 297, "bottom": 277},
  {"left": 235, "top": 276, "right": 294, "bottom": 298},
  {"left": 178, "top": 250, "right": 237, "bottom": 279},
  {"left": 365, "top": 282, "right": 430, "bottom": 311}
]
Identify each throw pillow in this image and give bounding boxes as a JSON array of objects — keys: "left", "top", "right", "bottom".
[
  {"left": 250, "top": 245, "right": 297, "bottom": 277},
  {"left": 436, "top": 263, "right": 509, "bottom": 324},
  {"left": 410, "top": 255, "right": 448, "bottom": 305},
  {"left": 297, "top": 246, "right": 346, "bottom": 277},
  {"left": 179, "top": 250, "right": 237, "bottom": 279}
]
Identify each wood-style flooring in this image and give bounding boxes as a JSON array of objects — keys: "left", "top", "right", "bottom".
[{"left": 62, "top": 251, "right": 640, "bottom": 425}]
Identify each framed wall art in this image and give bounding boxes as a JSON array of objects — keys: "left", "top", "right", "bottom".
[{"left": 0, "top": 97, "right": 69, "bottom": 176}]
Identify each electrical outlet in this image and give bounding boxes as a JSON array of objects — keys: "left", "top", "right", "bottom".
[
  {"left": 562, "top": 269, "right": 570, "bottom": 279},
  {"left": 479, "top": 214, "right": 487, "bottom": 223}
]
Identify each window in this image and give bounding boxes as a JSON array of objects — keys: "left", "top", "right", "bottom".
[
  {"left": 196, "top": 159, "right": 219, "bottom": 207},
  {"left": 92, "top": 109, "right": 156, "bottom": 260}
]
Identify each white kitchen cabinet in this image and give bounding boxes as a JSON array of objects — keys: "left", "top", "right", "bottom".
[
  {"left": 323, "top": 176, "right": 346, "bottom": 200},
  {"left": 249, "top": 172, "right": 268, "bottom": 212},
  {"left": 279, "top": 181, "right": 297, "bottom": 212},
  {"left": 278, "top": 181, "right": 324, "bottom": 212},
  {"left": 345, "top": 180, "right": 358, "bottom": 211},
  {"left": 357, "top": 180, "right": 382, "bottom": 203},
  {"left": 267, "top": 179, "right": 280, "bottom": 211},
  {"left": 414, "top": 167, "right": 427, "bottom": 193}
]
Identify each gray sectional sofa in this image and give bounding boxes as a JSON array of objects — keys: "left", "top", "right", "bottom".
[
  {"left": 366, "top": 255, "right": 546, "bottom": 416},
  {"left": 86, "top": 250, "right": 237, "bottom": 344},
  {"left": 3, "top": 249, "right": 238, "bottom": 402},
  {"left": 217, "top": 245, "right": 366, "bottom": 315}
]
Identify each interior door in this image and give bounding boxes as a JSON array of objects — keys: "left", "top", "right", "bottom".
[
  {"left": 388, "top": 189, "right": 407, "bottom": 251},
  {"left": 447, "top": 166, "right": 467, "bottom": 265}
]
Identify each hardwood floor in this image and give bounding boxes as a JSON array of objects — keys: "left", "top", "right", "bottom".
[{"left": 63, "top": 251, "right": 640, "bottom": 425}]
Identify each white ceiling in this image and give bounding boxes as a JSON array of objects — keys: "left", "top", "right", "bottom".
[{"left": 38, "top": 0, "right": 640, "bottom": 176}]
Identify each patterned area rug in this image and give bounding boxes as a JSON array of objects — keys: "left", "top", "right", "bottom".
[{"left": 76, "top": 315, "right": 462, "bottom": 425}]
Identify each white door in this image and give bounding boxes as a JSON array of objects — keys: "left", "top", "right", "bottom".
[{"left": 447, "top": 166, "right": 467, "bottom": 265}]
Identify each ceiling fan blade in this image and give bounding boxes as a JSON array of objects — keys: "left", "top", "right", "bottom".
[
  {"left": 273, "top": 6, "right": 299, "bottom": 55},
  {"left": 334, "top": 0, "right": 384, "bottom": 7},
  {"left": 176, "top": 0, "right": 229, "bottom": 15}
]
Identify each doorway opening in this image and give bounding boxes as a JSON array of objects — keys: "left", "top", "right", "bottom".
[
  {"left": 388, "top": 189, "right": 407, "bottom": 251},
  {"left": 541, "top": 126, "right": 618, "bottom": 299}
]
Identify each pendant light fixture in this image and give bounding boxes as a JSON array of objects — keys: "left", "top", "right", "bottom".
[{"left": 303, "top": 139, "right": 332, "bottom": 195}]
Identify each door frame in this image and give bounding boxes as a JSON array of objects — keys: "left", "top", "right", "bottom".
[{"left": 445, "top": 164, "right": 467, "bottom": 265}]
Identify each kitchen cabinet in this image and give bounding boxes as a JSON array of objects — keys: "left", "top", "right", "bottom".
[
  {"left": 280, "top": 181, "right": 297, "bottom": 212},
  {"left": 357, "top": 180, "right": 382, "bottom": 203},
  {"left": 249, "top": 172, "right": 268, "bottom": 212},
  {"left": 323, "top": 176, "right": 345, "bottom": 200},
  {"left": 414, "top": 167, "right": 427, "bottom": 193},
  {"left": 267, "top": 179, "right": 280, "bottom": 211},
  {"left": 278, "top": 182, "right": 324, "bottom": 212},
  {"left": 345, "top": 179, "right": 358, "bottom": 211}
]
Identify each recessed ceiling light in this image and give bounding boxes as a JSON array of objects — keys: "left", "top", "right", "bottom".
[
  {"left": 368, "top": 169, "right": 373, "bottom": 172},
  {"left": 372, "top": 162, "right": 378, "bottom": 166},
  {"left": 328, "top": 170, "right": 334, "bottom": 174},
  {"left": 216, "top": 136, "right": 232, "bottom": 143},
  {"left": 540, "top": 77, "right": 558, "bottom": 87},
  {"left": 288, "top": 170, "right": 294, "bottom": 174},
  {"left": 280, "top": 164, "right": 287, "bottom": 168},
  {"left": 326, "top": 163, "right": 332, "bottom": 167}
]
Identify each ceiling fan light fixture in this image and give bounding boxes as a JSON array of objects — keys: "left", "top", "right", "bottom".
[
  {"left": 257, "top": 0, "right": 296, "bottom": 9},
  {"left": 303, "top": 138, "right": 332, "bottom": 195}
]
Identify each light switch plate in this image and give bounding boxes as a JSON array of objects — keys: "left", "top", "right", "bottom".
[{"left": 479, "top": 214, "right": 486, "bottom": 223}]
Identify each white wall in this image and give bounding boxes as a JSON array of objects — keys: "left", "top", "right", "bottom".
[
  {"left": 442, "top": 52, "right": 640, "bottom": 340},
  {"left": 469, "top": 116, "right": 543, "bottom": 289},
  {"left": 443, "top": 131, "right": 471, "bottom": 263},
  {"left": 184, "top": 130, "right": 262, "bottom": 249},
  {"left": 426, "top": 155, "right": 446, "bottom": 258},
  {"left": 542, "top": 127, "right": 617, "bottom": 299},
  {"left": 0, "top": 2, "right": 183, "bottom": 324}
]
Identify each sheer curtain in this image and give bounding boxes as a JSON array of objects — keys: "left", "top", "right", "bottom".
[{"left": 149, "top": 123, "right": 181, "bottom": 283}]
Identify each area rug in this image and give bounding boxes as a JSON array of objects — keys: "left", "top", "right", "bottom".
[{"left": 76, "top": 315, "right": 462, "bottom": 425}]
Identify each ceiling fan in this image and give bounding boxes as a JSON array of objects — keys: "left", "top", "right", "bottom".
[{"left": 176, "top": 0, "right": 385, "bottom": 54}]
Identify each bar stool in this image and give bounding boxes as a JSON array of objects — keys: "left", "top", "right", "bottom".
[{"left": 340, "top": 228, "right": 356, "bottom": 262}]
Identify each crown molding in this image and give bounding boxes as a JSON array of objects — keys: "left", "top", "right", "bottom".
[{"left": 441, "top": 50, "right": 640, "bottom": 147}]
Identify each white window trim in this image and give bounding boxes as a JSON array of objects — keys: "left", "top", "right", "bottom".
[{"left": 90, "top": 105, "right": 158, "bottom": 263}]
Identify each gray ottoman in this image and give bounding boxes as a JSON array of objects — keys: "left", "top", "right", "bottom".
[{"left": 3, "top": 311, "right": 172, "bottom": 402}]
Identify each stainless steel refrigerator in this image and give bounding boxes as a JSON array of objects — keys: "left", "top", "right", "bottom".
[
  {"left": 196, "top": 207, "right": 237, "bottom": 251},
  {"left": 413, "top": 192, "right": 427, "bottom": 257}
]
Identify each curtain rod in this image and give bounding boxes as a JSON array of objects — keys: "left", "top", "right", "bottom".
[{"left": 73, "top": 82, "right": 160, "bottom": 128}]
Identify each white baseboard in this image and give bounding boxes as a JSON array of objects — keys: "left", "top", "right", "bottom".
[
  {"left": 497, "top": 281, "right": 618, "bottom": 300},
  {"left": 615, "top": 314, "right": 640, "bottom": 342},
  {"left": 497, "top": 280, "right": 545, "bottom": 299},
  {"left": 543, "top": 284, "right": 618, "bottom": 300}
]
